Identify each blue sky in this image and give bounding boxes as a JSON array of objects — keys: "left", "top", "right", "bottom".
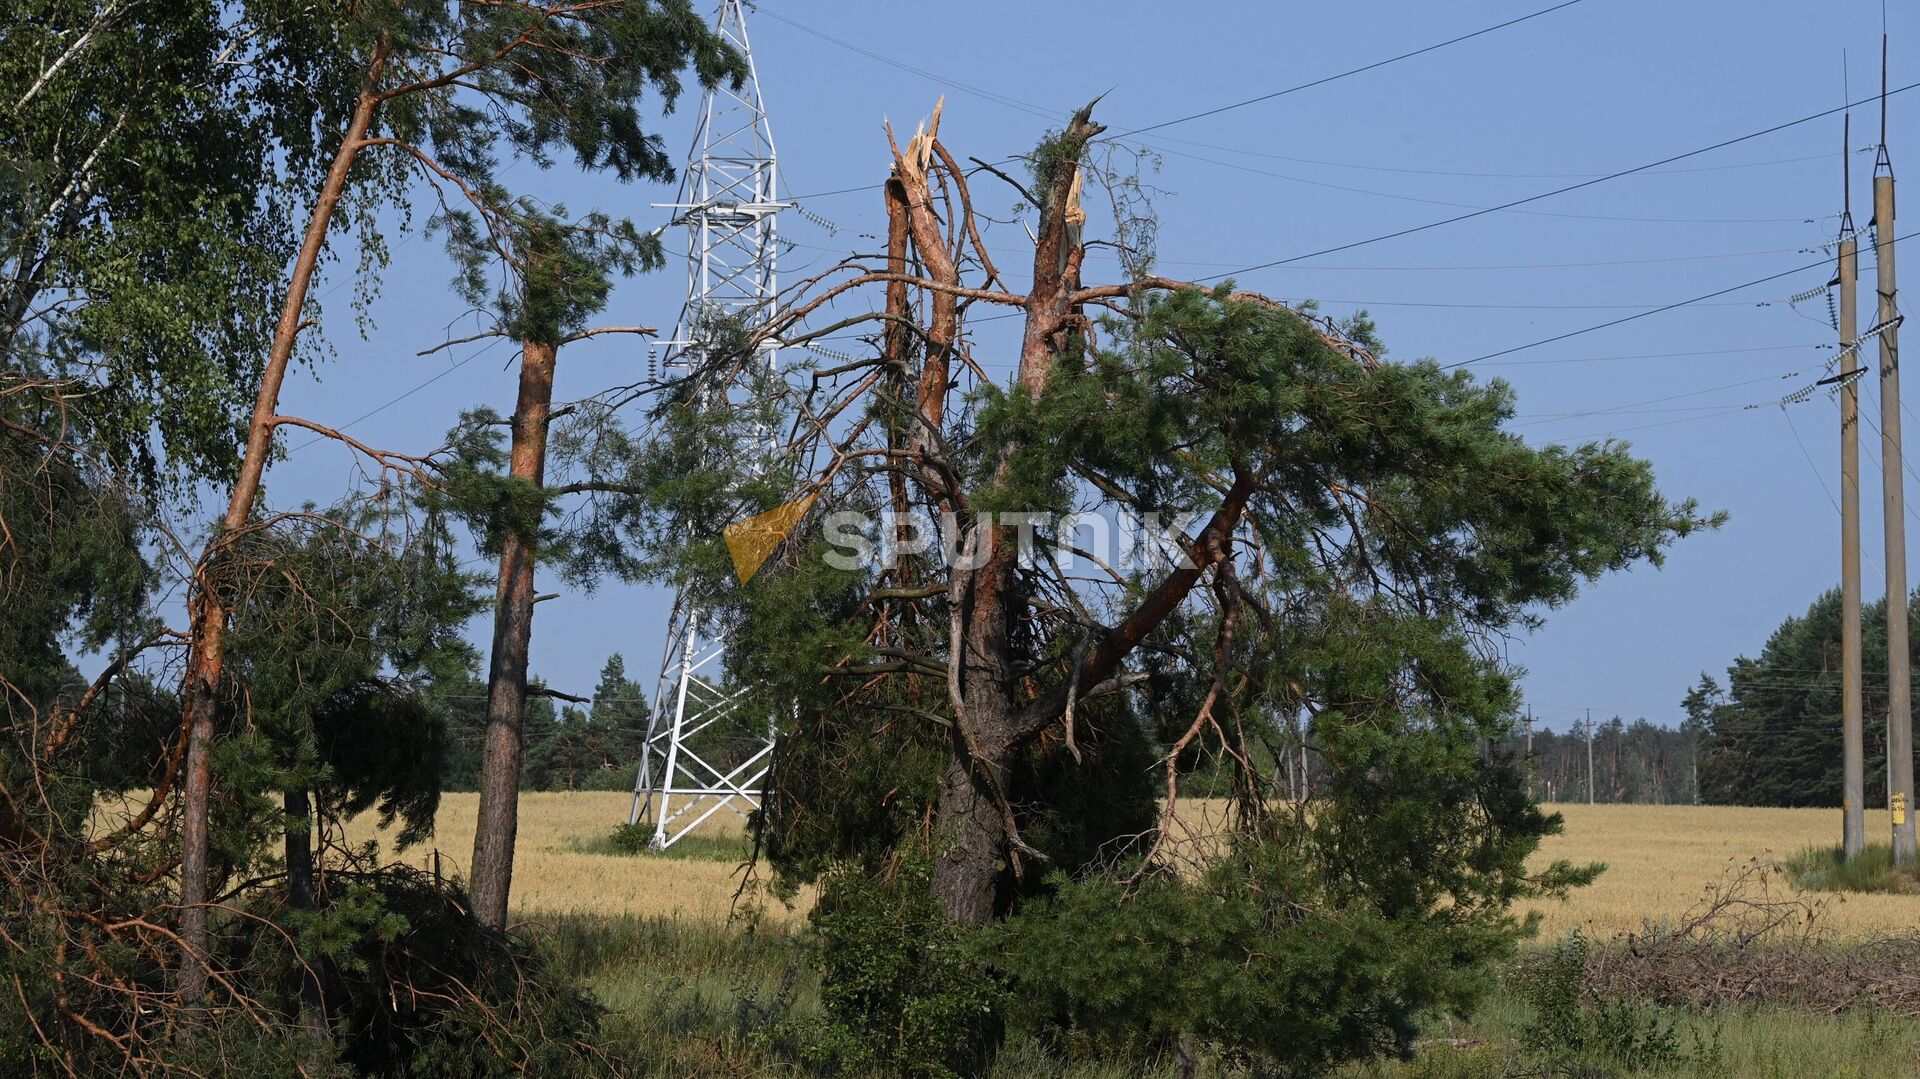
[{"left": 263, "top": 0, "right": 1916, "bottom": 734}]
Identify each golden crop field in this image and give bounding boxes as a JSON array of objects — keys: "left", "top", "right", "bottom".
[
  {"left": 350, "top": 795, "right": 1920, "bottom": 939},
  {"left": 346, "top": 791, "right": 803, "bottom": 925},
  {"left": 1524, "top": 802, "right": 1915, "bottom": 939}
]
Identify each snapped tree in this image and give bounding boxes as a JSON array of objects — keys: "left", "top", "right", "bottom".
[{"left": 620, "top": 101, "right": 1712, "bottom": 1066}]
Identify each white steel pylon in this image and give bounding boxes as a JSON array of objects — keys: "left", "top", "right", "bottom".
[{"left": 628, "top": 0, "right": 787, "bottom": 848}]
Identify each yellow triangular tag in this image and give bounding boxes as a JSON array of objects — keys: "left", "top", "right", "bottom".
[{"left": 723, "top": 492, "right": 818, "bottom": 584}]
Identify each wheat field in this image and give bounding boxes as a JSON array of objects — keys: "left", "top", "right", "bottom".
[
  {"left": 349, "top": 795, "right": 1920, "bottom": 939},
  {"left": 1523, "top": 803, "right": 1914, "bottom": 939}
]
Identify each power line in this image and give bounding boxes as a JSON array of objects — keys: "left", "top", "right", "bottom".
[
  {"left": 1105, "top": 1, "right": 1587, "bottom": 140},
  {"left": 1508, "top": 369, "right": 1814, "bottom": 427},
  {"left": 1144, "top": 139, "right": 1814, "bottom": 225},
  {"left": 1448, "top": 236, "right": 1915, "bottom": 368},
  {"left": 1191, "top": 83, "right": 1920, "bottom": 286},
  {"left": 289, "top": 337, "right": 509, "bottom": 453},
  {"left": 752, "top": 6, "right": 1057, "bottom": 123},
  {"left": 1482, "top": 343, "right": 1829, "bottom": 368},
  {"left": 1136, "top": 134, "right": 1870, "bottom": 182},
  {"left": 767, "top": 5, "right": 1854, "bottom": 210},
  {"left": 1538, "top": 404, "right": 1756, "bottom": 443},
  {"left": 1784, "top": 404, "right": 1843, "bottom": 515},
  {"left": 775, "top": 2, "right": 1586, "bottom": 200},
  {"left": 786, "top": 234, "right": 1833, "bottom": 276}
]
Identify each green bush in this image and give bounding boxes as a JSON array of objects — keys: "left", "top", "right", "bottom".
[
  {"left": 804, "top": 857, "right": 1002, "bottom": 1078},
  {"left": 990, "top": 834, "right": 1517, "bottom": 1076},
  {"left": 1519, "top": 932, "right": 1687, "bottom": 1073},
  {"left": 228, "top": 869, "right": 610, "bottom": 1078},
  {"left": 1785, "top": 843, "right": 1919, "bottom": 894},
  {"left": 607, "top": 821, "right": 654, "bottom": 855}
]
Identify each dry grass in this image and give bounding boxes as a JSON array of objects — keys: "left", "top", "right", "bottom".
[{"left": 347, "top": 795, "right": 1920, "bottom": 938}]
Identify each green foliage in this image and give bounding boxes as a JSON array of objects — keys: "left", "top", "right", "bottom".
[
  {"left": 606, "top": 821, "right": 655, "bottom": 855},
  {"left": 995, "top": 830, "right": 1530, "bottom": 1076},
  {"left": 520, "top": 691, "right": 562, "bottom": 791},
  {"left": 1522, "top": 717, "right": 1702, "bottom": 805},
  {"left": 1519, "top": 933, "right": 1687, "bottom": 1073},
  {"left": 227, "top": 870, "right": 612, "bottom": 1078},
  {"left": 1, "top": 0, "right": 358, "bottom": 491},
  {"left": 1784, "top": 843, "right": 1919, "bottom": 894},
  {"left": 430, "top": 667, "right": 490, "bottom": 790},
  {"left": 442, "top": 204, "right": 665, "bottom": 346},
  {"left": 593, "top": 118, "right": 1710, "bottom": 1074},
  {"left": 806, "top": 858, "right": 1003, "bottom": 1078},
  {"left": 220, "top": 498, "right": 485, "bottom": 853},
  {"left": 1695, "top": 587, "right": 1920, "bottom": 807},
  {"left": 0, "top": 426, "right": 151, "bottom": 710},
  {"left": 1003, "top": 702, "right": 1160, "bottom": 898},
  {"left": 547, "top": 655, "right": 652, "bottom": 790},
  {"left": 595, "top": 824, "right": 743, "bottom": 861}
]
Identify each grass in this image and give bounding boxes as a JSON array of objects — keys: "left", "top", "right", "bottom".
[
  {"left": 1784, "top": 842, "right": 1920, "bottom": 894},
  {"left": 1339, "top": 993, "right": 1920, "bottom": 1079},
  {"left": 531, "top": 909, "right": 1920, "bottom": 1078},
  {"left": 332, "top": 796, "right": 1920, "bottom": 1076}
]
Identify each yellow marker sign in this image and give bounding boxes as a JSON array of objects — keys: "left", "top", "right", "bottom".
[
  {"left": 723, "top": 492, "right": 818, "bottom": 584},
  {"left": 1896, "top": 793, "right": 1909, "bottom": 827}
]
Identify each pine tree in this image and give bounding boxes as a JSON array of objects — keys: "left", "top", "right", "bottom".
[
  {"left": 617, "top": 99, "right": 1708, "bottom": 1069},
  {"left": 585, "top": 653, "right": 650, "bottom": 789},
  {"left": 1696, "top": 587, "right": 1917, "bottom": 806}
]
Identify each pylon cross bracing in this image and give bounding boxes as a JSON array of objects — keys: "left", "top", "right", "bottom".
[{"left": 629, "top": 0, "right": 787, "bottom": 849}]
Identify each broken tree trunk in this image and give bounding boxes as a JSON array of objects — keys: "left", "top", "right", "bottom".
[{"left": 925, "top": 107, "right": 1101, "bottom": 925}]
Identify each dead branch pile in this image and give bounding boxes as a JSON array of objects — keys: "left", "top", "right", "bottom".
[{"left": 1578, "top": 859, "right": 1920, "bottom": 1014}]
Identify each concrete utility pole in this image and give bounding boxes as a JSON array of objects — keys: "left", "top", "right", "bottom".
[
  {"left": 1841, "top": 113, "right": 1867, "bottom": 861},
  {"left": 1874, "top": 39, "right": 1916, "bottom": 865},
  {"left": 1585, "top": 709, "right": 1596, "bottom": 806},
  {"left": 1525, "top": 707, "right": 1535, "bottom": 800}
]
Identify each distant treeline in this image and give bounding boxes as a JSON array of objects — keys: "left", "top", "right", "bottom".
[
  {"left": 436, "top": 653, "right": 652, "bottom": 793},
  {"left": 1504, "top": 718, "right": 1702, "bottom": 805},
  {"left": 1687, "top": 587, "right": 1920, "bottom": 809}
]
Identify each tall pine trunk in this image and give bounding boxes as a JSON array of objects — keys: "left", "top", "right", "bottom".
[
  {"left": 469, "top": 338, "right": 557, "bottom": 928},
  {"left": 177, "top": 43, "right": 387, "bottom": 1006}
]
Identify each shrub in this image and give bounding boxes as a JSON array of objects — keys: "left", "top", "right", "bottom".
[
  {"left": 1520, "top": 932, "right": 1686, "bottom": 1073},
  {"left": 1785, "top": 843, "right": 1918, "bottom": 895},
  {"left": 804, "top": 857, "right": 1002, "bottom": 1078},
  {"left": 990, "top": 834, "right": 1518, "bottom": 1076},
  {"left": 607, "top": 821, "right": 654, "bottom": 855},
  {"left": 230, "top": 868, "right": 610, "bottom": 1078}
]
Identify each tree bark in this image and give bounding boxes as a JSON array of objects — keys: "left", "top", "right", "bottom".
[
  {"left": 177, "top": 40, "right": 386, "bottom": 1006},
  {"left": 930, "top": 751, "right": 1007, "bottom": 925},
  {"left": 469, "top": 338, "right": 558, "bottom": 928}
]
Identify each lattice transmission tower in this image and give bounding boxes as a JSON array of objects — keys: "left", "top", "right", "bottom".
[{"left": 628, "top": 0, "right": 787, "bottom": 848}]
